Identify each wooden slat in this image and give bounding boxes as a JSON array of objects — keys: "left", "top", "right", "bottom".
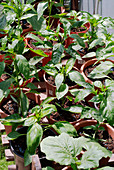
[
  {"left": 5, "top": 149, "right": 14, "bottom": 161},
  {"left": 1, "top": 135, "right": 9, "bottom": 146},
  {"left": 39, "top": 92, "right": 47, "bottom": 104},
  {"left": 0, "top": 122, "right": 5, "bottom": 132},
  {"left": 32, "top": 155, "right": 42, "bottom": 170},
  {"left": 8, "top": 165, "right": 16, "bottom": 170}
]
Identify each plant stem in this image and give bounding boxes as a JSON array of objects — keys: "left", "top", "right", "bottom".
[
  {"left": 47, "top": 0, "right": 52, "bottom": 29},
  {"left": 71, "top": 163, "right": 77, "bottom": 170},
  {"left": 13, "top": 57, "right": 21, "bottom": 114}
]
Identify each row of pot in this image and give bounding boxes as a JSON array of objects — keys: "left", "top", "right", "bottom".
[
  {"left": 0, "top": 0, "right": 114, "bottom": 169},
  {"left": 0, "top": 28, "right": 114, "bottom": 170}
]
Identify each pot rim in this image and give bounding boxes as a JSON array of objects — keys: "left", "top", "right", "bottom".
[
  {"left": 80, "top": 58, "right": 114, "bottom": 85},
  {"left": 74, "top": 119, "right": 114, "bottom": 139}
]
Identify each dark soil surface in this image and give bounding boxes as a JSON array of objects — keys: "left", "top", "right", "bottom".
[
  {"left": 78, "top": 127, "right": 114, "bottom": 153},
  {"left": 1, "top": 97, "right": 37, "bottom": 116},
  {"left": 50, "top": 98, "right": 87, "bottom": 122},
  {"left": 20, "top": 20, "right": 31, "bottom": 30},
  {"left": 43, "top": 4, "right": 61, "bottom": 15},
  {"left": 11, "top": 20, "right": 31, "bottom": 30},
  {"left": 78, "top": 44, "right": 104, "bottom": 56},
  {"left": 1, "top": 65, "right": 13, "bottom": 81},
  {"left": 71, "top": 27, "right": 86, "bottom": 32},
  {"left": 29, "top": 38, "right": 52, "bottom": 53},
  {"left": 29, "top": 34, "right": 57, "bottom": 52}
]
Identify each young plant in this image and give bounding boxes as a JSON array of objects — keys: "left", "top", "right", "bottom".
[
  {"left": 80, "top": 11, "right": 114, "bottom": 50},
  {"left": 36, "top": 0, "right": 63, "bottom": 29},
  {"left": 2, "top": 97, "right": 57, "bottom": 166},
  {"left": 1, "top": 0, "right": 35, "bottom": 33},
  {"left": 42, "top": 57, "right": 79, "bottom": 99},
  {"left": 40, "top": 133, "right": 112, "bottom": 170},
  {"left": 0, "top": 33, "right": 40, "bottom": 117},
  {"left": 87, "top": 60, "right": 114, "bottom": 81},
  {"left": 70, "top": 79, "right": 114, "bottom": 126}
]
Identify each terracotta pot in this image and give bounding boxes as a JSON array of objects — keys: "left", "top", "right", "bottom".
[
  {"left": 0, "top": 88, "right": 40, "bottom": 134},
  {"left": 0, "top": 55, "right": 35, "bottom": 88},
  {"left": 43, "top": 67, "right": 80, "bottom": 97},
  {"left": 10, "top": 126, "right": 56, "bottom": 170},
  {"left": 0, "top": 53, "right": 14, "bottom": 65},
  {"left": 74, "top": 119, "right": 114, "bottom": 167},
  {"left": 75, "top": 43, "right": 106, "bottom": 70},
  {"left": 80, "top": 58, "right": 114, "bottom": 85},
  {"left": 0, "top": 31, "right": 7, "bottom": 38},
  {"left": 60, "top": 22, "right": 90, "bottom": 48},
  {"left": 24, "top": 34, "right": 52, "bottom": 80},
  {"left": 24, "top": 34, "right": 52, "bottom": 62},
  {"left": 48, "top": 113, "right": 83, "bottom": 126},
  {"left": 9, "top": 126, "right": 31, "bottom": 170}
]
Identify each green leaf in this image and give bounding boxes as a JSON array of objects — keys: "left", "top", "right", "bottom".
[
  {"left": 52, "top": 121, "right": 77, "bottom": 137},
  {"left": 0, "top": 13, "right": 6, "bottom": 29},
  {"left": 70, "top": 88, "right": 92, "bottom": 102},
  {"left": 41, "top": 104, "right": 57, "bottom": 118},
  {"left": 69, "top": 70, "right": 91, "bottom": 88},
  {"left": 72, "top": 21, "right": 84, "bottom": 28},
  {"left": 52, "top": 43, "right": 64, "bottom": 64},
  {"left": 81, "top": 107, "right": 103, "bottom": 122},
  {"left": 16, "top": 55, "right": 30, "bottom": 79},
  {"left": 30, "top": 49, "right": 48, "bottom": 57},
  {"left": 26, "top": 83, "right": 38, "bottom": 89},
  {"left": 63, "top": 105, "right": 83, "bottom": 113},
  {"left": 24, "top": 116, "right": 37, "bottom": 126},
  {"left": 55, "top": 73, "right": 64, "bottom": 90},
  {"left": 10, "top": 95, "right": 18, "bottom": 104},
  {"left": 42, "top": 167, "right": 54, "bottom": 170},
  {"left": 70, "top": 34, "right": 85, "bottom": 47},
  {"left": 40, "top": 133, "right": 84, "bottom": 165},
  {"left": 82, "top": 52, "right": 96, "bottom": 58},
  {"left": 0, "top": 78, "right": 14, "bottom": 92},
  {"left": 89, "top": 38, "right": 103, "bottom": 49},
  {"left": 26, "top": 33, "right": 44, "bottom": 44},
  {"left": 24, "top": 149, "right": 32, "bottom": 166},
  {"left": 29, "top": 56, "right": 43, "bottom": 65},
  {"left": 78, "top": 142, "right": 112, "bottom": 169},
  {"left": 103, "top": 91, "right": 114, "bottom": 126},
  {"left": 0, "top": 61, "right": 5, "bottom": 77},
  {"left": 37, "top": 2, "right": 48, "bottom": 20},
  {"left": 88, "top": 61, "right": 114, "bottom": 79},
  {"left": 65, "top": 58, "right": 76, "bottom": 74},
  {"left": 43, "top": 67, "right": 58, "bottom": 76},
  {"left": 31, "top": 105, "right": 41, "bottom": 114},
  {"left": 20, "top": 90, "right": 29, "bottom": 117},
  {"left": 27, "top": 13, "right": 46, "bottom": 32},
  {"left": 5, "top": 114, "right": 21, "bottom": 120},
  {"left": 41, "top": 97, "right": 56, "bottom": 106},
  {"left": 93, "top": 81, "right": 103, "bottom": 89},
  {"left": 20, "top": 13, "right": 36, "bottom": 20},
  {"left": 14, "top": 40, "right": 25, "bottom": 54},
  {"left": 56, "top": 84, "right": 68, "bottom": 100},
  {"left": 7, "top": 132, "right": 25, "bottom": 140},
  {"left": 27, "top": 123, "right": 43, "bottom": 155}
]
